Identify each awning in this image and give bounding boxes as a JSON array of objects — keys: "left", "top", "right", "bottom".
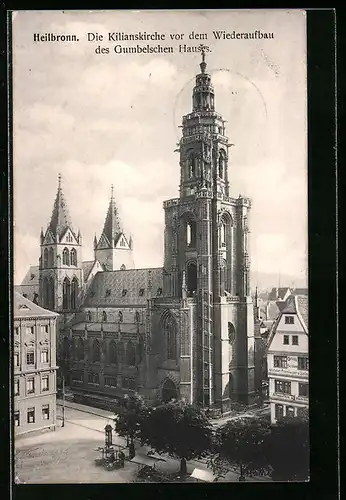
[{"left": 190, "top": 468, "right": 215, "bottom": 482}]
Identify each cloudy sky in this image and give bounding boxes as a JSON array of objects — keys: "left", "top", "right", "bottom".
[{"left": 12, "top": 9, "right": 307, "bottom": 286}]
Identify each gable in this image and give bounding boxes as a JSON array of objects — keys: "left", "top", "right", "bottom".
[
  {"left": 115, "top": 233, "right": 129, "bottom": 249},
  {"left": 43, "top": 229, "right": 56, "bottom": 245},
  {"left": 97, "top": 234, "right": 111, "bottom": 249},
  {"left": 60, "top": 227, "right": 78, "bottom": 244}
]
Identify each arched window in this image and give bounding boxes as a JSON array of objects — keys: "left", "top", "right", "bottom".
[
  {"left": 70, "top": 277, "right": 78, "bottom": 310},
  {"left": 219, "top": 150, "right": 226, "bottom": 178},
  {"left": 135, "top": 311, "right": 140, "bottom": 323},
  {"left": 63, "top": 277, "right": 70, "bottom": 310},
  {"left": 118, "top": 311, "right": 123, "bottom": 323},
  {"left": 120, "top": 264, "right": 126, "bottom": 270},
  {"left": 186, "top": 262, "right": 197, "bottom": 295},
  {"left": 48, "top": 247, "right": 54, "bottom": 267},
  {"left": 186, "top": 220, "right": 196, "bottom": 248},
  {"left": 220, "top": 222, "right": 226, "bottom": 246},
  {"left": 228, "top": 322, "right": 236, "bottom": 344},
  {"left": 43, "top": 248, "right": 48, "bottom": 268},
  {"left": 162, "top": 313, "right": 177, "bottom": 361},
  {"left": 77, "top": 337, "right": 84, "bottom": 360},
  {"left": 126, "top": 341, "right": 136, "bottom": 366},
  {"left": 70, "top": 248, "right": 77, "bottom": 266},
  {"left": 102, "top": 310, "right": 107, "bottom": 322},
  {"left": 93, "top": 339, "right": 100, "bottom": 362},
  {"left": 108, "top": 341, "right": 117, "bottom": 365},
  {"left": 62, "top": 248, "right": 70, "bottom": 266},
  {"left": 43, "top": 277, "right": 49, "bottom": 308},
  {"left": 62, "top": 336, "right": 70, "bottom": 359},
  {"left": 48, "top": 277, "right": 55, "bottom": 310},
  {"left": 117, "top": 342, "right": 124, "bottom": 363}
]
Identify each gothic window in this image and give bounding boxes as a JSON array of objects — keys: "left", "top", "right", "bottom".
[
  {"left": 77, "top": 337, "right": 84, "bottom": 360},
  {"left": 120, "top": 264, "right": 126, "bottom": 270},
  {"left": 108, "top": 341, "right": 117, "bottom": 365},
  {"left": 135, "top": 311, "right": 140, "bottom": 323},
  {"left": 102, "top": 310, "right": 107, "bottom": 322},
  {"left": 186, "top": 220, "right": 196, "bottom": 248},
  {"left": 219, "top": 150, "right": 226, "bottom": 178},
  {"left": 220, "top": 222, "right": 226, "bottom": 247},
  {"left": 70, "top": 248, "right": 77, "bottom": 266},
  {"left": 162, "top": 313, "right": 177, "bottom": 361},
  {"left": 93, "top": 339, "right": 100, "bottom": 363},
  {"left": 43, "top": 277, "right": 49, "bottom": 309},
  {"left": 126, "top": 341, "right": 136, "bottom": 366},
  {"left": 43, "top": 248, "right": 48, "bottom": 268},
  {"left": 70, "top": 277, "right": 78, "bottom": 310},
  {"left": 186, "top": 261, "right": 197, "bottom": 295},
  {"left": 48, "top": 247, "right": 54, "bottom": 267},
  {"left": 138, "top": 338, "right": 144, "bottom": 363},
  {"left": 48, "top": 277, "right": 55, "bottom": 310},
  {"left": 118, "top": 311, "right": 123, "bottom": 323},
  {"left": 228, "top": 322, "right": 236, "bottom": 344},
  {"left": 62, "top": 336, "right": 70, "bottom": 359},
  {"left": 63, "top": 277, "right": 71, "bottom": 310},
  {"left": 62, "top": 248, "right": 70, "bottom": 266},
  {"left": 117, "top": 342, "right": 124, "bottom": 363}
]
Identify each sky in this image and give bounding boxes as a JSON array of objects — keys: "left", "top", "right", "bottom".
[{"left": 12, "top": 9, "right": 308, "bottom": 287}]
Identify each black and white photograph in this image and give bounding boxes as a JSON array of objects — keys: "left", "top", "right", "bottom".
[{"left": 12, "top": 9, "right": 309, "bottom": 484}]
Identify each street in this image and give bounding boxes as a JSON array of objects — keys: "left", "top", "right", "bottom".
[{"left": 15, "top": 400, "right": 271, "bottom": 483}]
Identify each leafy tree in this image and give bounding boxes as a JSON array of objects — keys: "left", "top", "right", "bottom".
[
  {"left": 208, "top": 417, "right": 272, "bottom": 481},
  {"left": 268, "top": 412, "right": 309, "bottom": 481},
  {"left": 114, "top": 393, "right": 150, "bottom": 458},
  {"left": 140, "top": 401, "right": 212, "bottom": 475}
]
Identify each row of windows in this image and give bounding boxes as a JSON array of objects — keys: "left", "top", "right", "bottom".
[
  {"left": 43, "top": 247, "right": 78, "bottom": 268},
  {"left": 14, "top": 405, "right": 50, "bottom": 426},
  {"left": 89, "top": 310, "right": 141, "bottom": 323},
  {"left": 14, "top": 350, "right": 50, "bottom": 367},
  {"left": 273, "top": 356, "right": 309, "bottom": 370},
  {"left": 63, "top": 337, "right": 144, "bottom": 366},
  {"left": 14, "top": 325, "right": 49, "bottom": 336},
  {"left": 274, "top": 404, "right": 307, "bottom": 421},
  {"left": 283, "top": 334, "right": 299, "bottom": 345},
  {"left": 274, "top": 380, "right": 309, "bottom": 397},
  {"left": 14, "top": 376, "right": 49, "bottom": 396},
  {"left": 102, "top": 288, "right": 162, "bottom": 299},
  {"left": 72, "top": 372, "right": 136, "bottom": 390},
  {"left": 42, "top": 276, "right": 79, "bottom": 311}
]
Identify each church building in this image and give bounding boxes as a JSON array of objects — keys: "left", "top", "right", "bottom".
[{"left": 18, "top": 52, "right": 260, "bottom": 412}]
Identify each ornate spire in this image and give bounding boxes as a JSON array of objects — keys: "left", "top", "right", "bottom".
[
  {"left": 100, "top": 185, "right": 122, "bottom": 246},
  {"left": 199, "top": 44, "right": 207, "bottom": 73},
  {"left": 48, "top": 174, "right": 73, "bottom": 239}
]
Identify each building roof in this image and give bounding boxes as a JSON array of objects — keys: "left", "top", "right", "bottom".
[
  {"left": 14, "top": 291, "right": 59, "bottom": 319},
  {"left": 267, "top": 294, "right": 309, "bottom": 348},
  {"left": 296, "top": 295, "right": 308, "bottom": 330},
  {"left": 83, "top": 267, "right": 163, "bottom": 307},
  {"left": 82, "top": 260, "right": 96, "bottom": 282},
  {"left": 292, "top": 287, "right": 308, "bottom": 296},
  {"left": 48, "top": 175, "right": 75, "bottom": 239},
  {"left": 268, "top": 287, "right": 291, "bottom": 301},
  {"left": 20, "top": 265, "right": 39, "bottom": 286},
  {"left": 276, "top": 300, "right": 287, "bottom": 312}
]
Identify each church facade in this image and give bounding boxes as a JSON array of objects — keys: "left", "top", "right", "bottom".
[{"left": 18, "top": 54, "right": 259, "bottom": 411}]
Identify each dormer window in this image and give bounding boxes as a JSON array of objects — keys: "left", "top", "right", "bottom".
[
  {"left": 157, "top": 287, "right": 162, "bottom": 296},
  {"left": 285, "top": 316, "right": 294, "bottom": 324},
  {"left": 122, "top": 289, "right": 127, "bottom": 297},
  {"left": 105, "top": 289, "right": 111, "bottom": 298},
  {"left": 139, "top": 288, "right": 145, "bottom": 296},
  {"left": 19, "top": 304, "right": 30, "bottom": 310}
]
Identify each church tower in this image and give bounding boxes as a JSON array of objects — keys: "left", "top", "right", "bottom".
[
  {"left": 163, "top": 48, "right": 255, "bottom": 408},
  {"left": 39, "top": 174, "right": 83, "bottom": 313},
  {"left": 94, "top": 186, "right": 135, "bottom": 271}
]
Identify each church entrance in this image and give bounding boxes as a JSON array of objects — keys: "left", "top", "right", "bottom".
[{"left": 161, "top": 378, "right": 178, "bottom": 403}]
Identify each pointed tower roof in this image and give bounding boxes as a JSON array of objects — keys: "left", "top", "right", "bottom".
[
  {"left": 100, "top": 185, "right": 123, "bottom": 246},
  {"left": 48, "top": 174, "right": 73, "bottom": 239}
]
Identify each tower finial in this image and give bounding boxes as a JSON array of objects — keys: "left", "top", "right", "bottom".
[
  {"left": 199, "top": 44, "right": 207, "bottom": 73},
  {"left": 111, "top": 184, "right": 114, "bottom": 200},
  {"left": 58, "top": 173, "right": 62, "bottom": 190}
]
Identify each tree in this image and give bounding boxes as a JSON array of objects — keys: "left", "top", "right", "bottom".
[
  {"left": 140, "top": 401, "right": 212, "bottom": 475},
  {"left": 208, "top": 417, "right": 272, "bottom": 481},
  {"left": 114, "top": 393, "right": 150, "bottom": 458},
  {"left": 268, "top": 412, "right": 309, "bottom": 481}
]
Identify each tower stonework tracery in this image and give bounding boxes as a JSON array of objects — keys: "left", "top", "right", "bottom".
[{"left": 162, "top": 52, "right": 255, "bottom": 408}]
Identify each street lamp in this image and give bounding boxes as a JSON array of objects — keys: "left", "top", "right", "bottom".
[{"left": 62, "top": 375, "right": 65, "bottom": 427}]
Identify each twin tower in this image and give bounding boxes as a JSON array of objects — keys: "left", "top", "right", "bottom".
[{"left": 38, "top": 179, "right": 134, "bottom": 312}]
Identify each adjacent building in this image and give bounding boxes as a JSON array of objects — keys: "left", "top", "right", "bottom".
[
  {"left": 18, "top": 52, "right": 260, "bottom": 412},
  {"left": 266, "top": 294, "right": 309, "bottom": 423},
  {"left": 13, "top": 292, "right": 59, "bottom": 435}
]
